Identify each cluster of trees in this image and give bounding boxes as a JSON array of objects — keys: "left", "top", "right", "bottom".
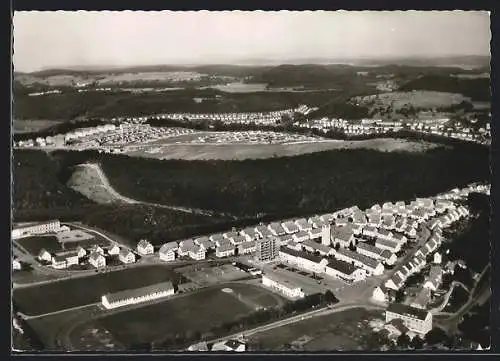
[
  {"left": 91, "top": 143, "right": 489, "bottom": 219},
  {"left": 152, "top": 291, "right": 338, "bottom": 351},
  {"left": 399, "top": 75, "right": 490, "bottom": 102},
  {"left": 458, "top": 300, "right": 491, "bottom": 347},
  {"left": 445, "top": 193, "right": 490, "bottom": 273}
]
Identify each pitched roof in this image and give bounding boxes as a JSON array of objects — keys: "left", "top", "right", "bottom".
[
  {"left": 386, "top": 303, "right": 430, "bottom": 321},
  {"left": 138, "top": 239, "right": 152, "bottom": 248},
  {"left": 326, "top": 259, "right": 358, "bottom": 276},
  {"left": 336, "top": 248, "right": 381, "bottom": 269},
  {"left": 119, "top": 248, "right": 134, "bottom": 257},
  {"left": 279, "top": 246, "right": 324, "bottom": 263},
  {"left": 159, "top": 242, "right": 178, "bottom": 253},
  {"left": 216, "top": 243, "right": 235, "bottom": 253},
  {"left": 302, "top": 239, "right": 332, "bottom": 254},
  {"left": 375, "top": 237, "right": 399, "bottom": 249},
  {"left": 104, "top": 281, "right": 174, "bottom": 304}
]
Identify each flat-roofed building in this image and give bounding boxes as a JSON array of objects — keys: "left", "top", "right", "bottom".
[{"left": 279, "top": 247, "right": 328, "bottom": 274}]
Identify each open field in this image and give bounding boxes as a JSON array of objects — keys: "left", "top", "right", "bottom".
[
  {"left": 177, "top": 263, "right": 253, "bottom": 287},
  {"left": 72, "top": 283, "right": 285, "bottom": 346},
  {"left": 13, "top": 265, "right": 188, "bottom": 316},
  {"left": 13, "top": 119, "right": 65, "bottom": 134},
  {"left": 15, "top": 71, "right": 208, "bottom": 87},
  {"left": 248, "top": 308, "right": 383, "bottom": 351},
  {"left": 67, "top": 164, "right": 130, "bottom": 204},
  {"left": 353, "top": 91, "right": 471, "bottom": 110},
  {"left": 124, "top": 138, "right": 442, "bottom": 161},
  {"left": 15, "top": 234, "right": 110, "bottom": 256}
]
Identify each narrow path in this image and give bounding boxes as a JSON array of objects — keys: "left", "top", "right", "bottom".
[{"left": 81, "top": 163, "right": 238, "bottom": 219}]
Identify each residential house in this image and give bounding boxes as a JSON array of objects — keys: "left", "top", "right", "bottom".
[
  {"left": 372, "top": 286, "right": 388, "bottom": 303},
  {"left": 324, "top": 259, "right": 366, "bottom": 283},
  {"left": 331, "top": 226, "right": 355, "bottom": 248},
  {"left": 356, "top": 242, "right": 397, "bottom": 265},
  {"left": 119, "top": 249, "right": 136, "bottom": 264},
  {"left": 279, "top": 247, "right": 328, "bottom": 274},
  {"left": 277, "top": 233, "right": 294, "bottom": 246},
  {"left": 137, "top": 239, "right": 154, "bottom": 256},
  {"left": 282, "top": 221, "right": 300, "bottom": 234},
  {"left": 433, "top": 252, "right": 442, "bottom": 264},
  {"left": 12, "top": 259, "right": 22, "bottom": 271},
  {"left": 159, "top": 242, "right": 178, "bottom": 262},
  {"left": 308, "top": 216, "right": 327, "bottom": 229},
  {"left": 385, "top": 272, "right": 405, "bottom": 291},
  {"left": 230, "top": 235, "right": 247, "bottom": 246},
  {"left": 107, "top": 245, "right": 119, "bottom": 256},
  {"left": 188, "top": 245, "right": 205, "bottom": 260},
  {"left": 89, "top": 252, "right": 106, "bottom": 268},
  {"left": 382, "top": 215, "right": 396, "bottom": 230},
  {"left": 89, "top": 245, "right": 105, "bottom": 255},
  {"left": 295, "top": 218, "right": 312, "bottom": 232},
  {"left": 240, "top": 227, "right": 260, "bottom": 240},
  {"left": 292, "top": 230, "right": 310, "bottom": 243},
  {"left": 268, "top": 222, "right": 286, "bottom": 236},
  {"left": 209, "top": 233, "right": 225, "bottom": 245},
  {"left": 334, "top": 248, "right": 384, "bottom": 276},
  {"left": 216, "top": 243, "right": 236, "bottom": 258},
  {"left": 362, "top": 226, "right": 378, "bottom": 238},
  {"left": 38, "top": 248, "right": 52, "bottom": 262},
  {"left": 385, "top": 303, "right": 433, "bottom": 334},
  {"left": 52, "top": 255, "right": 67, "bottom": 269},
  {"left": 423, "top": 266, "right": 443, "bottom": 291},
  {"left": 238, "top": 241, "right": 256, "bottom": 255},
  {"left": 255, "top": 225, "right": 273, "bottom": 239},
  {"left": 194, "top": 237, "right": 215, "bottom": 251},
  {"left": 301, "top": 239, "right": 333, "bottom": 256},
  {"left": 375, "top": 237, "right": 401, "bottom": 253}
]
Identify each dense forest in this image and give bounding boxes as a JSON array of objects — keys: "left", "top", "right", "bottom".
[
  {"left": 43, "top": 141, "right": 489, "bottom": 220},
  {"left": 399, "top": 75, "right": 490, "bottom": 102},
  {"left": 12, "top": 150, "right": 233, "bottom": 245},
  {"left": 13, "top": 87, "right": 339, "bottom": 120}
]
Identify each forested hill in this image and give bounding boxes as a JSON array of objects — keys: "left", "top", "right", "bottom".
[{"left": 399, "top": 75, "right": 490, "bottom": 102}]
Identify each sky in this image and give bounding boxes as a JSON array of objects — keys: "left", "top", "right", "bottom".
[{"left": 13, "top": 11, "right": 491, "bottom": 72}]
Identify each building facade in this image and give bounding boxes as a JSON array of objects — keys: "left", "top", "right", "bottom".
[
  {"left": 262, "top": 274, "right": 305, "bottom": 299},
  {"left": 12, "top": 220, "right": 61, "bottom": 239},
  {"left": 385, "top": 303, "right": 432, "bottom": 334},
  {"left": 255, "top": 237, "right": 280, "bottom": 262}
]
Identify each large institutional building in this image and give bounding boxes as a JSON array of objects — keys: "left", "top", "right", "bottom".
[
  {"left": 101, "top": 281, "right": 175, "bottom": 310},
  {"left": 385, "top": 303, "right": 432, "bottom": 335},
  {"left": 255, "top": 236, "right": 279, "bottom": 262},
  {"left": 12, "top": 220, "right": 61, "bottom": 239}
]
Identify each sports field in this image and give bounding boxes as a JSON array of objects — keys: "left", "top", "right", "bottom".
[
  {"left": 248, "top": 307, "right": 384, "bottom": 351},
  {"left": 71, "top": 283, "right": 285, "bottom": 346},
  {"left": 124, "top": 138, "right": 440, "bottom": 161},
  {"left": 13, "top": 265, "right": 188, "bottom": 316}
]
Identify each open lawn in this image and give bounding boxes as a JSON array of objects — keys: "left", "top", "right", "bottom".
[
  {"left": 124, "top": 138, "right": 441, "bottom": 161},
  {"left": 248, "top": 308, "right": 383, "bottom": 351},
  {"left": 354, "top": 91, "right": 471, "bottom": 110},
  {"left": 13, "top": 265, "right": 188, "bottom": 316},
  {"left": 76, "top": 283, "right": 284, "bottom": 346}
]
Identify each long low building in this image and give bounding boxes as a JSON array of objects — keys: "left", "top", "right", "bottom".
[
  {"left": 101, "top": 281, "right": 175, "bottom": 310},
  {"left": 279, "top": 247, "right": 328, "bottom": 274},
  {"left": 324, "top": 259, "right": 366, "bottom": 283},
  {"left": 262, "top": 273, "right": 305, "bottom": 299},
  {"left": 12, "top": 220, "right": 61, "bottom": 239}
]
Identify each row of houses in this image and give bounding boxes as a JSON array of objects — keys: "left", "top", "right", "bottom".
[{"left": 39, "top": 243, "right": 136, "bottom": 270}]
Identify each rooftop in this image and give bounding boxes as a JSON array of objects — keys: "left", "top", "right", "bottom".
[
  {"left": 386, "top": 303, "right": 430, "bottom": 321},
  {"left": 104, "top": 281, "right": 174, "bottom": 304},
  {"left": 326, "top": 258, "right": 358, "bottom": 276}
]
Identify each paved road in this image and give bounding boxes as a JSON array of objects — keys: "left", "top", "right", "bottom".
[{"left": 84, "top": 163, "right": 237, "bottom": 219}]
